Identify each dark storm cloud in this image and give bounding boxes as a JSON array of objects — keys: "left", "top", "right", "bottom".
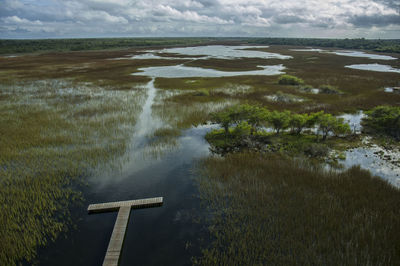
[
  {"left": 375, "top": 0, "right": 400, "bottom": 10},
  {"left": 349, "top": 14, "right": 400, "bottom": 27},
  {"left": 0, "top": 0, "right": 399, "bottom": 38}
]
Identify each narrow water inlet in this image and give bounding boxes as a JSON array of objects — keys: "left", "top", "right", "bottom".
[
  {"left": 130, "top": 78, "right": 161, "bottom": 148},
  {"left": 93, "top": 78, "right": 164, "bottom": 185}
]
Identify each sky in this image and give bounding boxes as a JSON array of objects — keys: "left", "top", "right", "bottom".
[{"left": 1, "top": 0, "right": 399, "bottom": 39}]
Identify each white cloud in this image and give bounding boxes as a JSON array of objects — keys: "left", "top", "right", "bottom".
[
  {"left": 0, "top": 0, "right": 399, "bottom": 38},
  {"left": 77, "top": 11, "right": 128, "bottom": 24},
  {"left": 154, "top": 5, "right": 232, "bottom": 24},
  {"left": 2, "top": 16, "right": 43, "bottom": 25}
]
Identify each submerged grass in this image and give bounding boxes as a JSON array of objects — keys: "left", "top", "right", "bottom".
[
  {"left": 153, "top": 87, "right": 239, "bottom": 129},
  {"left": 195, "top": 153, "right": 400, "bottom": 265},
  {"left": 0, "top": 80, "right": 144, "bottom": 265}
]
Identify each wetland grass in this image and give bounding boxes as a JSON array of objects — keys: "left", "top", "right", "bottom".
[
  {"left": 153, "top": 51, "right": 399, "bottom": 114},
  {"left": 1, "top": 45, "right": 399, "bottom": 265},
  {"left": 195, "top": 153, "right": 400, "bottom": 265},
  {"left": 0, "top": 80, "right": 144, "bottom": 265}
]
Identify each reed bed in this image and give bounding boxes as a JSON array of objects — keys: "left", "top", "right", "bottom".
[
  {"left": 0, "top": 80, "right": 145, "bottom": 265},
  {"left": 195, "top": 153, "right": 400, "bottom": 265}
]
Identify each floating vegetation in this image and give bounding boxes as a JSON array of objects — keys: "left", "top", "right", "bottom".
[
  {"left": 0, "top": 80, "right": 144, "bottom": 265},
  {"left": 195, "top": 153, "right": 400, "bottom": 265}
]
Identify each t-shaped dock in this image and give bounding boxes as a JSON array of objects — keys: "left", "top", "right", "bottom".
[{"left": 88, "top": 197, "right": 163, "bottom": 266}]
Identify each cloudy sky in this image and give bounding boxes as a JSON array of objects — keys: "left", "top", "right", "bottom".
[{"left": 1, "top": 0, "right": 399, "bottom": 39}]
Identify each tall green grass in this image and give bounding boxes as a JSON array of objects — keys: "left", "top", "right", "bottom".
[
  {"left": 0, "top": 80, "right": 144, "bottom": 265},
  {"left": 152, "top": 88, "right": 239, "bottom": 132},
  {"left": 195, "top": 153, "right": 400, "bottom": 265}
]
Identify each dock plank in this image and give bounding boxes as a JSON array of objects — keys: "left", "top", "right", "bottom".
[
  {"left": 88, "top": 197, "right": 163, "bottom": 213},
  {"left": 102, "top": 206, "right": 131, "bottom": 266},
  {"left": 88, "top": 197, "right": 163, "bottom": 265}
]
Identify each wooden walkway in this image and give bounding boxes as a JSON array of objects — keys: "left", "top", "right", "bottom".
[{"left": 88, "top": 197, "right": 163, "bottom": 266}]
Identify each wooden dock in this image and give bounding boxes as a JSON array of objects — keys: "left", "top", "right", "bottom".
[{"left": 88, "top": 197, "right": 163, "bottom": 266}]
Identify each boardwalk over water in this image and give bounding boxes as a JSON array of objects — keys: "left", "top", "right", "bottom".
[{"left": 88, "top": 197, "right": 163, "bottom": 266}]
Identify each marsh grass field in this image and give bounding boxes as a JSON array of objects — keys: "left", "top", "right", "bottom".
[
  {"left": 0, "top": 39, "right": 399, "bottom": 265},
  {"left": 0, "top": 79, "right": 145, "bottom": 264},
  {"left": 195, "top": 153, "right": 400, "bottom": 265}
]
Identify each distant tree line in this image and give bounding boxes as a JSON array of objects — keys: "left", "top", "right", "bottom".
[
  {"left": 248, "top": 38, "right": 400, "bottom": 53},
  {"left": 0, "top": 38, "right": 214, "bottom": 54},
  {"left": 1, "top": 37, "right": 399, "bottom": 54}
]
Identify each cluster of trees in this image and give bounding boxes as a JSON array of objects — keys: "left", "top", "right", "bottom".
[
  {"left": 211, "top": 104, "right": 351, "bottom": 140},
  {"left": 362, "top": 106, "right": 400, "bottom": 140},
  {"left": 249, "top": 38, "right": 400, "bottom": 53}
]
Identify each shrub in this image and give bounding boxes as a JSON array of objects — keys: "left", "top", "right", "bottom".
[
  {"left": 237, "top": 104, "right": 269, "bottom": 135},
  {"left": 267, "top": 110, "right": 291, "bottom": 134},
  {"left": 210, "top": 111, "right": 232, "bottom": 134},
  {"left": 304, "top": 143, "right": 330, "bottom": 157},
  {"left": 289, "top": 113, "right": 309, "bottom": 134},
  {"left": 362, "top": 105, "right": 400, "bottom": 140},
  {"left": 233, "top": 121, "right": 252, "bottom": 137},
  {"left": 319, "top": 85, "right": 341, "bottom": 94},
  {"left": 278, "top": 74, "right": 304, "bottom": 85},
  {"left": 193, "top": 89, "right": 210, "bottom": 96},
  {"left": 317, "top": 112, "right": 350, "bottom": 140},
  {"left": 300, "top": 84, "right": 317, "bottom": 93},
  {"left": 333, "top": 121, "right": 351, "bottom": 137}
]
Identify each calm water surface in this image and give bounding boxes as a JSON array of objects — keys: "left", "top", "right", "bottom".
[
  {"left": 291, "top": 48, "right": 397, "bottom": 60},
  {"left": 37, "top": 79, "right": 213, "bottom": 265},
  {"left": 132, "top": 64, "right": 286, "bottom": 78},
  {"left": 344, "top": 141, "right": 400, "bottom": 187},
  {"left": 345, "top": 63, "right": 400, "bottom": 73},
  {"left": 134, "top": 45, "right": 292, "bottom": 60},
  {"left": 38, "top": 127, "right": 213, "bottom": 265}
]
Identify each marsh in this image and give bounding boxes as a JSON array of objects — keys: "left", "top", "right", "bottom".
[{"left": 1, "top": 40, "right": 399, "bottom": 265}]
